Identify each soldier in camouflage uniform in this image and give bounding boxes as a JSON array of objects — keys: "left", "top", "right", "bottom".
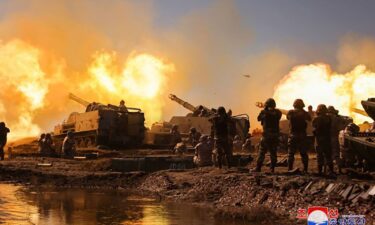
[
  {"left": 327, "top": 106, "right": 341, "bottom": 172},
  {"left": 211, "top": 106, "right": 231, "bottom": 169},
  {"left": 254, "top": 98, "right": 282, "bottom": 172},
  {"left": 313, "top": 104, "right": 334, "bottom": 175},
  {"left": 287, "top": 99, "right": 311, "bottom": 173}
]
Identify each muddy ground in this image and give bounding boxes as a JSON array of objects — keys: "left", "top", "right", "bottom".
[{"left": 1, "top": 142, "right": 374, "bottom": 224}]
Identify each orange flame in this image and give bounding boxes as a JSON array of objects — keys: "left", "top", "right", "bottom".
[{"left": 273, "top": 63, "right": 375, "bottom": 123}]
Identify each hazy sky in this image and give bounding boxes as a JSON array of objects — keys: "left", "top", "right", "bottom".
[{"left": 154, "top": 0, "right": 375, "bottom": 64}]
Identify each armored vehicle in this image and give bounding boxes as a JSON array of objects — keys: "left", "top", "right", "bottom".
[
  {"left": 144, "top": 94, "right": 250, "bottom": 147},
  {"left": 53, "top": 93, "right": 145, "bottom": 149},
  {"left": 344, "top": 98, "right": 375, "bottom": 169}
]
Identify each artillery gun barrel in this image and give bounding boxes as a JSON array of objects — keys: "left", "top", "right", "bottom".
[
  {"left": 351, "top": 107, "right": 368, "bottom": 117},
  {"left": 169, "top": 94, "right": 197, "bottom": 112},
  {"left": 69, "top": 93, "right": 90, "bottom": 107}
]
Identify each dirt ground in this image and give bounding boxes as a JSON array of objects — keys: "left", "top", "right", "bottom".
[{"left": 1, "top": 141, "right": 374, "bottom": 224}]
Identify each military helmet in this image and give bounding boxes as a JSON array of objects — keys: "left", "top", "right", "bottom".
[
  {"left": 327, "top": 106, "right": 339, "bottom": 115},
  {"left": 67, "top": 131, "right": 74, "bottom": 137},
  {"left": 190, "top": 127, "right": 196, "bottom": 132},
  {"left": 217, "top": 106, "right": 226, "bottom": 115},
  {"left": 120, "top": 100, "right": 125, "bottom": 104},
  {"left": 172, "top": 124, "right": 178, "bottom": 130},
  {"left": 316, "top": 104, "right": 328, "bottom": 115},
  {"left": 264, "top": 98, "right": 276, "bottom": 108},
  {"left": 293, "top": 99, "right": 305, "bottom": 109}
]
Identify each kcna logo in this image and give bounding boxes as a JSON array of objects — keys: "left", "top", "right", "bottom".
[{"left": 307, "top": 207, "right": 329, "bottom": 225}]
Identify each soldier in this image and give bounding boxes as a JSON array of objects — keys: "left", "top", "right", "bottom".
[
  {"left": 170, "top": 125, "right": 182, "bottom": 148},
  {"left": 44, "top": 133, "right": 56, "bottom": 157},
  {"left": 313, "top": 104, "right": 334, "bottom": 175},
  {"left": 119, "top": 100, "right": 128, "bottom": 112},
  {"left": 188, "top": 127, "right": 201, "bottom": 147},
  {"left": 193, "top": 105, "right": 204, "bottom": 117},
  {"left": 339, "top": 123, "right": 359, "bottom": 168},
  {"left": 38, "top": 133, "right": 46, "bottom": 156},
  {"left": 62, "top": 131, "right": 76, "bottom": 158},
  {"left": 0, "top": 122, "right": 10, "bottom": 160},
  {"left": 194, "top": 135, "right": 213, "bottom": 167},
  {"left": 211, "top": 106, "right": 231, "bottom": 169},
  {"left": 227, "top": 109, "right": 236, "bottom": 158},
  {"left": 233, "top": 135, "right": 243, "bottom": 151},
  {"left": 287, "top": 99, "right": 311, "bottom": 173},
  {"left": 254, "top": 98, "right": 282, "bottom": 172},
  {"left": 308, "top": 105, "right": 316, "bottom": 118},
  {"left": 242, "top": 135, "right": 252, "bottom": 152},
  {"left": 327, "top": 106, "right": 341, "bottom": 172}
]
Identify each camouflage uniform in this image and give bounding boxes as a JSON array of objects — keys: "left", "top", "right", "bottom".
[
  {"left": 287, "top": 99, "right": 311, "bottom": 172},
  {"left": 0, "top": 122, "right": 10, "bottom": 160},
  {"left": 211, "top": 106, "right": 231, "bottom": 169},
  {"left": 312, "top": 104, "right": 333, "bottom": 174},
  {"left": 194, "top": 135, "right": 213, "bottom": 167},
  {"left": 327, "top": 106, "right": 341, "bottom": 170},
  {"left": 255, "top": 98, "right": 282, "bottom": 172}
]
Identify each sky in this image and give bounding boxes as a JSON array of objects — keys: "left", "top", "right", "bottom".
[
  {"left": 1, "top": 0, "right": 375, "bottom": 133},
  {"left": 154, "top": 0, "right": 375, "bottom": 65}
]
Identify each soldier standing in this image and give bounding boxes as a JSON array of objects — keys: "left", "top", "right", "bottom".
[
  {"left": 287, "top": 99, "right": 311, "bottom": 173},
  {"left": 38, "top": 133, "right": 46, "bottom": 156},
  {"left": 211, "top": 106, "right": 231, "bottom": 169},
  {"left": 327, "top": 106, "right": 341, "bottom": 172},
  {"left": 227, "top": 109, "right": 236, "bottom": 158},
  {"left": 254, "top": 98, "right": 282, "bottom": 172},
  {"left": 313, "top": 104, "right": 334, "bottom": 175},
  {"left": 62, "top": 131, "right": 76, "bottom": 158},
  {"left": 0, "top": 122, "right": 10, "bottom": 160}
]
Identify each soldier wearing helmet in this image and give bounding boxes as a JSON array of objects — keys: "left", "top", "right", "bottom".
[
  {"left": 119, "top": 100, "right": 128, "bottom": 112},
  {"left": 170, "top": 125, "right": 182, "bottom": 148},
  {"left": 286, "top": 99, "right": 311, "bottom": 173},
  {"left": 0, "top": 122, "right": 10, "bottom": 160},
  {"left": 62, "top": 131, "right": 76, "bottom": 158},
  {"left": 188, "top": 127, "right": 201, "bottom": 147},
  {"left": 254, "top": 98, "right": 282, "bottom": 172},
  {"left": 211, "top": 106, "right": 231, "bottom": 169},
  {"left": 327, "top": 105, "right": 342, "bottom": 172},
  {"left": 313, "top": 104, "right": 334, "bottom": 175}
]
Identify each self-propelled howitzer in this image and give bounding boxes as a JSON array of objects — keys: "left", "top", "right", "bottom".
[{"left": 53, "top": 93, "right": 145, "bottom": 149}]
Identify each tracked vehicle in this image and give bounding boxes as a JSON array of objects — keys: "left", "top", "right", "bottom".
[
  {"left": 144, "top": 94, "right": 250, "bottom": 147},
  {"left": 53, "top": 94, "right": 145, "bottom": 149},
  {"left": 344, "top": 98, "right": 375, "bottom": 169}
]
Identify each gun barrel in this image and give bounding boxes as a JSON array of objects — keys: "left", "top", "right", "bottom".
[
  {"left": 169, "top": 94, "right": 197, "bottom": 112},
  {"left": 69, "top": 93, "right": 90, "bottom": 107},
  {"left": 351, "top": 107, "right": 369, "bottom": 118}
]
